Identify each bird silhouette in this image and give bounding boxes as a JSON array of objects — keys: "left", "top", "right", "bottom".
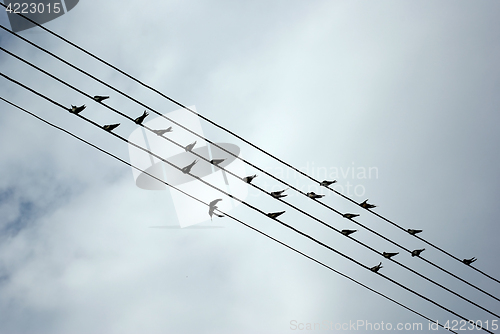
[
  {"left": 93, "top": 95, "right": 109, "bottom": 102},
  {"left": 343, "top": 213, "right": 359, "bottom": 219},
  {"left": 185, "top": 141, "right": 197, "bottom": 152},
  {"left": 307, "top": 192, "right": 324, "bottom": 199},
  {"left": 209, "top": 198, "right": 223, "bottom": 208},
  {"left": 151, "top": 127, "right": 173, "bottom": 136},
  {"left": 208, "top": 205, "right": 224, "bottom": 220},
  {"left": 383, "top": 252, "right": 399, "bottom": 259},
  {"left": 181, "top": 160, "right": 198, "bottom": 174},
  {"left": 411, "top": 248, "right": 425, "bottom": 257},
  {"left": 243, "top": 174, "right": 257, "bottom": 184},
  {"left": 210, "top": 159, "right": 225, "bottom": 166},
  {"left": 267, "top": 211, "right": 285, "bottom": 219},
  {"left": 320, "top": 180, "right": 337, "bottom": 187},
  {"left": 463, "top": 257, "right": 477, "bottom": 265},
  {"left": 341, "top": 229, "right": 357, "bottom": 236},
  {"left": 102, "top": 123, "right": 120, "bottom": 132},
  {"left": 407, "top": 229, "right": 423, "bottom": 235},
  {"left": 370, "top": 262, "right": 383, "bottom": 272},
  {"left": 271, "top": 189, "right": 288, "bottom": 199},
  {"left": 69, "top": 104, "right": 86, "bottom": 114},
  {"left": 360, "top": 199, "right": 376, "bottom": 209},
  {"left": 134, "top": 110, "right": 149, "bottom": 125}
]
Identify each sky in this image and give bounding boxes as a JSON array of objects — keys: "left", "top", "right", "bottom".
[{"left": 1, "top": 0, "right": 500, "bottom": 333}]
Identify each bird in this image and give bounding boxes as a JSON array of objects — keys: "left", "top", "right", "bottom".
[
  {"left": 463, "top": 257, "right": 477, "bottom": 265},
  {"left": 243, "top": 174, "right": 257, "bottom": 184},
  {"left": 134, "top": 110, "right": 149, "bottom": 125},
  {"left": 383, "top": 252, "right": 399, "bottom": 259},
  {"left": 320, "top": 180, "right": 337, "bottom": 187},
  {"left": 411, "top": 248, "right": 425, "bottom": 257},
  {"left": 151, "top": 127, "right": 173, "bottom": 136},
  {"left": 267, "top": 211, "right": 285, "bottom": 219},
  {"left": 181, "top": 160, "right": 198, "bottom": 174},
  {"left": 370, "top": 262, "right": 383, "bottom": 272},
  {"left": 209, "top": 198, "right": 223, "bottom": 208},
  {"left": 341, "top": 229, "right": 357, "bottom": 236},
  {"left": 360, "top": 199, "right": 376, "bottom": 209},
  {"left": 270, "top": 189, "right": 288, "bottom": 199},
  {"left": 185, "top": 141, "right": 197, "bottom": 152},
  {"left": 407, "top": 229, "right": 423, "bottom": 235},
  {"left": 208, "top": 205, "right": 224, "bottom": 220},
  {"left": 69, "top": 104, "right": 86, "bottom": 114},
  {"left": 343, "top": 213, "right": 359, "bottom": 219},
  {"left": 307, "top": 192, "right": 324, "bottom": 199},
  {"left": 102, "top": 123, "right": 120, "bottom": 132},
  {"left": 210, "top": 159, "right": 225, "bottom": 166},
  {"left": 93, "top": 95, "right": 109, "bottom": 102}
]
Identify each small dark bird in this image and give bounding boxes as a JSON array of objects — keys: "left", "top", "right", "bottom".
[
  {"left": 102, "top": 123, "right": 120, "bottom": 132},
  {"left": 69, "top": 104, "right": 86, "bottom": 114},
  {"left": 320, "top": 180, "right": 337, "bottom": 187},
  {"left": 383, "top": 252, "right": 399, "bottom": 259},
  {"left": 93, "top": 96, "right": 109, "bottom": 102},
  {"left": 341, "top": 229, "right": 357, "bottom": 236},
  {"left": 185, "top": 141, "right": 197, "bottom": 152},
  {"left": 209, "top": 198, "right": 223, "bottom": 208},
  {"left": 267, "top": 211, "right": 285, "bottom": 219},
  {"left": 210, "top": 159, "right": 225, "bottom": 166},
  {"left": 307, "top": 192, "right": 324, "bottom": 199},
  {"left": 134, "top": 110, "right": 149, "bottom": 125},
  {"left": 343, "top": 213, "right": 359, "bottom": 219},
  {"left": 370, "top": 262, "right": 383, "bottom": 272},
  {"left": 243, "top": 174, "right": 257, "bottom": 184},
  {"left": 463, "top": 257, "right": 477, "bottom": 265},
  {"left": 407, "top": 229, "right": 423, "bottom": 235},
  {"left": 208, "top": 205, "right": 224, "bottom": 220},
  {"left": 411, "top": 248, "right": 425, "bottom": 257},
  {"left": 271, "top": 189, "right": 288, "bottom": 199},
  {"left": 360, "top": 199, "right": 376, "bottom": 209},
  {"left": 181, "top": 159, "right": 198, "bottom": 174},
  {"left": 151, "top": 127, "right": 173, "bottom": 136}
]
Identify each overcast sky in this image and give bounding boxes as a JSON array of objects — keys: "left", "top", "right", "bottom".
[{"left": 1, "top": 1, "right": 500, "bottom": 333}]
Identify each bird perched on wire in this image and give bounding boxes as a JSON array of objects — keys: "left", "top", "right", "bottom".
[
  {"left": 267, "top": 211, "right": 285, "bottom": 219},
  {"left": 407, "top": 229, "right": 423, "bottom": 235},
  {"left": 383, "top": 252, "right": 399, "bottom": 259},
  {"left": 185, "top": 141, "right": 196, "bottom": 152},
  {"left": 210, "top": 159, "right": 225, "bottom": 166},
  {"left": 93, "top": 95, "right": 109, "bottom": 102},
  {"left": 208, "top": 199, "right": 224, "bottom": 220},
  {"left": 343, "top": 213, "right": 359, "bottom": 219},
  {"left": 151, "top": 127, "right": 173, "bottom": 136},
  {"left": 320, "top": 180, "right": 337, "bottom": 187},
  {"left": 341, "top": 229, "right": 357, "bottom": 236},
  {"left": 411, "top": 248, "right": 425, "bottom": 257},
  {"left": 307, "top": 192, "right": 324, "bottom": 199},
  {"left": 102, "top": 123, "right": 120, "bottom": 132},
  {"left": 69, "top": 104, "right": 86, "bottom": 114},
  {"left": 134, "top": 110, "right": 149, "bottom": 125},
  {"left": 243, "top": 174, "right": 257, "bottom": 184},
  {"left": 463, "top": 257, "right": 477, "bottom": 265},
  {"left": 370, "top": 262, "right": 383, "bottom": 272},
  {"left": 360, "top": 199, "right": 376, "bottom": 209},
  {"left": 271, "top": 189, "right": 288, "bottom": 199},
  {"left": 181, "top": 160, "right": 198, "bottom": 174}
]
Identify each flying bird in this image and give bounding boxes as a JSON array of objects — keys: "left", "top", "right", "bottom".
[
  {"left": 360, "top": 199, "right": 376, "bottom": 209},
  {"left": 463, "top": 257, "right": 477, "bottom": 265},
  {"left": 243, "top": 174, "right": 257, "bottom": 184},
  {"left": 93, "top": 95, "right": 109, "bottom": 102},
  {"left": 307, "top": 192, "right": 324, "bottom": 199},
  {"left": 320, "top": 180, "right": 337, "bottom": 187},
  {"left": 69, "top": 104, "right": 86, "bottom": 114},
  {"left": 209, "top": 198, "right": 223, "bottom": 208},
  {"left": 151, "top": 127, "right": 173, "bottom": 136},
  {"left": 407, "top": 229, "right": 423, "bottom": 235},
  {"left": 185, "top": 141, "right": 197, "bottom": 152},
  {"left": 181, "top": 159, "right": 198, "bottom": 174},
  {"left": 383, "top": 252, "right": 399, "bottom": 259},
  {"left": 208, "top": 205, "right": 224, "bottom": 220},
  {"left": 267, "top": 211, "right": 285, "bottom": 219},
  {"left": 271, "top": 189, "right": 288, "bottom": 199},
  {"left": 343, "top": 213, "right": 359, "bottom": 219},
  {"left": 134, "top": 110, "right": 149, "bottom": 125},
  {"left": 102, "top": 123, "right": 120, "bottom": 132},
  {"left": 210, "top": 159, "right": 225, "bottom": 166},
  {"left": 370, "top": 262, "right": 383, "bottom": 272},
  {"left": 341, "top": 229, "right": 357, "bottom": 236},
  {"left": 411, "top": 248, "right": 425, "bottom": 257}
]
